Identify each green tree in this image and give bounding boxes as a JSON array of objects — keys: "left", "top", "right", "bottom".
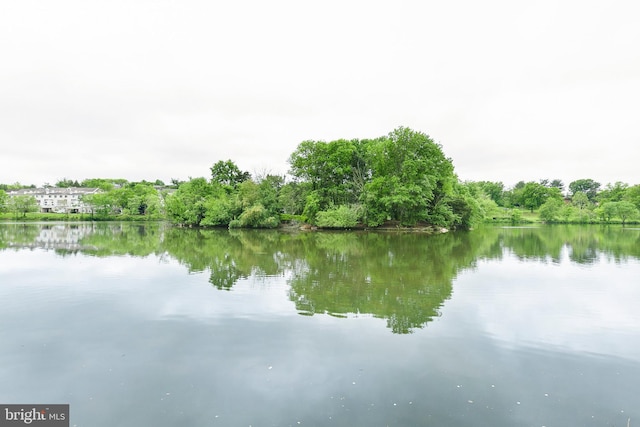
[
  {"left": 210, "top": 160, "right": 251, "bottom": 191},
  {"left": 549, "top": 179, "right": 564, "bottom": 192},
  {"left": 571, "top": 191, "right": 591, "bottom": 210},
  {"left": 364, "top": 127, "right": 455, "bottom": 226},
  {"left": 55, "top": 178, "right": 80, "bottom": 188},
  {"left": 80, "top": 178, "right": 120, "bottom": 191},
  {"left": 616, "top": 201, "right": 638, "bottom": 225},
  {"left": 598, "top": 202, "right": 618, "bottom": 223},
  {"left": 539, "top": 198, "right": 564, "bottom": 223},
  {"left": 165, "top": 177, "right": 217, "bottom": 226},
  {"left": 0, "top": 190, "right": 7, "bottom": 213},
  {"left": 278, "top": 181, "right": 309, "bottom": 215},
  {"left": 476, "top": 181, "right": 505, "bottom": 206},
  {"left": 598, "top": 182, "right": 628, "bottom": 203},
  {"left": 569, "top": 179, "right": 600, "bottom": 202},
  {"left": 123, "top": 183, "right": 161, "bottom": 216},
  {"left": 623, "top": 184, "right": 640, "bottom": 210},
  {"left": 520, "top": 182, "right": 562, "bottom": 212},
  {"left": 8, "top": 195, "right": 39, "bottom": 218},
  {"left": 288, "top": 138, "right": 364, "bottom": 209},
  {"left": 82, "top": 192, "right": 116, "bottom": 217}
]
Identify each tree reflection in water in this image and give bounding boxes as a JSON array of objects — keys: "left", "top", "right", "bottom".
[{"left": 2, "top": 222, "right": 639, "bottom": 333}]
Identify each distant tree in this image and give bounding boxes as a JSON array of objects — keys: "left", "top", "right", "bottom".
[
  {"left": 8, "top": 195, "right": 38, "bottom": 218},
  {"left": 165, "top": 177, "right": 218, "bottom": 226},
  {"left": 170, "top": 178, "right": 184, "bottom": 188},
  {"left": 598, "top": 182, "right": 628, "bottom": 203},
  {"left": 210, "top": 160, "right": 251, "bottom": 190},
  {"left": 623, "top": 184, "right": 640, "bottom": 210},
  {"left": 504, "top": 181, "right": 526, "bottom": 208},
  {"left": 616, "top": 201, "right": 638, "bottom": 225},
  {"left": 124, "top": 183, "right": 161, "bottom": 216},
  {"left": 569, "top": 179, "right": 600, "bottom": 202},
  {"left": 80, "top": 179, "right": 116, "bottom": 191},
  {"left": 82, "top": 192, "right": 116, "bottom": 217},
  {"left": 520, "top": 182, "right": 562, "bottom": 212},
  {"left": 476, "top": 181, "right": 505, "bottom": 206},
  {"left": 56, "top": 178, "right": 80, "bottom": 188},
  {"left": 0, "top": 190, "right": 7, "bottom": 213},
  {"left": 154, "top": 179, "right": 165, "bottom": 186},
  {"left": 597, "top": 202, "right": 618, "bottom": 223},
  {"left": 571, "top": 191, "right": 591, "bottom": 210},
  {"left": 539, "top": 198, "right": 564, "bottom": 222},
  {"left": 278, "top": 181, "right": 309, "bottom": 215},
  {"left": 549, "top": 179, "right": 564, "bottom": 191}
]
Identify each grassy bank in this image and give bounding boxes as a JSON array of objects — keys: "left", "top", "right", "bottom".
[{"left": 0, "top": 212, "right": 164, "bottom": 222}]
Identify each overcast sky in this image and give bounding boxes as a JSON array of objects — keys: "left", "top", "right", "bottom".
[{"left": 1, "top": 0, "right": 638, "bottom": 189}]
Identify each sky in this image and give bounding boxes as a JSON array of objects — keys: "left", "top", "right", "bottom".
[{"left": 1, "top": 0, "right": 638, "bottom": 189}]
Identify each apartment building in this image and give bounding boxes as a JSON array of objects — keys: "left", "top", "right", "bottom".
[{"left": 7, "top": 187, "right": 101, "bottom": 214}]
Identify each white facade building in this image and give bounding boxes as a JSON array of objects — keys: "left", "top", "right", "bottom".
[{"left": 7, "top": 187, "right": 101, "bottom": 214}]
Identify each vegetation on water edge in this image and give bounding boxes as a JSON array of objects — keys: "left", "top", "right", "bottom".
[{"left": 1, "top": 128, "right": 639, "bottom": 228}]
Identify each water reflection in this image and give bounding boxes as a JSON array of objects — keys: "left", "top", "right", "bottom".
[{"left": 1, "top": 222, "right": 639, "bottom": 334}]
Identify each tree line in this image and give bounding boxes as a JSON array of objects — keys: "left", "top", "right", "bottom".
[{"left": 1, "top": 127, "right": 639, "bottom": 226}]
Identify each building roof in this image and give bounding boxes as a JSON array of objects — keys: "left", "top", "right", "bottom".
[{"left": 7, "top": 187, "right": 102, "bottom": 196}]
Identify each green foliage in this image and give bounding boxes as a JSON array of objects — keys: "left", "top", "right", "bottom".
[
  {"left": 598, "top": 182, "right": 628, "bottom": 203},
  {"left": 597, "top": 202, "right": 618, "bottom": 222},
  {"left": 520, "top": 182, "right": 562, "bottom": 212},
  {"left": 302, "top": 191, "right": 322, "bottom": 224},
  {"left": 569, "top": 179, "right": 600, "bottom": 202},
  {"left": 165, "top": 177, "right": 218, "bottom": 226},
  {"left": 82, "top": 192, "right": 115, "bottom": 217},
  {"left": 475, "top": 181, "right": 505, "bottom": 206},
  {"left": 55, "top": 178, "right": 80, "bottom": 188},
  {"left": 539, "top": 198, "right": 564, "bottom": 223},
  {"left": 509, "top": 208, "right": 522, "bottom": 223},
  {"left": 200, "top": 194, "right": 233, "bottom": 227},
  {"left": 624, "top": 184, "right": 640, "bottom": 210},
  {"left": 0, "top": 190, "right": 7, "bottom": 213},
  {"left": 278, "top": 181, "right": 309, "bottom": 215},
  {"left": 210, "top": 160, "right": 251, "bottom": 191},
  {"left": 599, "top": 201, "right": 639, "bottom": 225},
  {"left": 80, "top": 178, "right": 127, "bottom": 191},
  {"left": 315, "top": 205, "right": 361, "bottom": 228},
  {"left": 8, "top": 195, "right": 39, "bottom": 218},
  {"left": 230, "top": 204, "right": 279, "bottom": 229},
  {"left": 365, "top": 128, "right": 455, "bottom": 226},
  {"left": 288, "top": 128, "right": 456, "bottom": 228},
  {"left": 571, "top": 191, "right": 591, "bottom": 210}
]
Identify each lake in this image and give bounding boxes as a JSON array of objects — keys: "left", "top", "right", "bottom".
[{"left": 1, "top": 222, "right": 639, "bottom": 427}]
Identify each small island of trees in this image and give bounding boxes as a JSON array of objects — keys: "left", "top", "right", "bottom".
[{"left": 1, "top": 127, "right": 639, "bottom": 228}]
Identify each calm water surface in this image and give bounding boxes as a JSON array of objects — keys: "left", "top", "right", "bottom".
[{"left": 0, "top": 223, "right": 639, "bottom": 426}]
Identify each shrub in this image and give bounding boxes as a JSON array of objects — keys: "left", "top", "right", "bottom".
[{"left": 315, "top": 205, "right": 360, "bottom": 228}]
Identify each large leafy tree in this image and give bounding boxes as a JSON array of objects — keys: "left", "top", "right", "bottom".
[
  {"left": 569, "top": 179, "right": 601, "bottom": 202},
  {"left": 364, "top": 127, "right": 455, "bottom": 226},
  {"left": 519, "top": 182, "right": 562, "bottom": 212},
  {"left": 615, "top": 201, "right": 638, "bottom": 225},
  {"left": 287, "top": 127, "right": 459, "bottom": 228},
  {"left": 288, "top": 138, "right": 364, "bottom": 209},
  {"left": 210, "top": 160, "right": 251, "bottom": 190},
  {"left": 165, "top": 177, "right": 219, "bottom": 226}
]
